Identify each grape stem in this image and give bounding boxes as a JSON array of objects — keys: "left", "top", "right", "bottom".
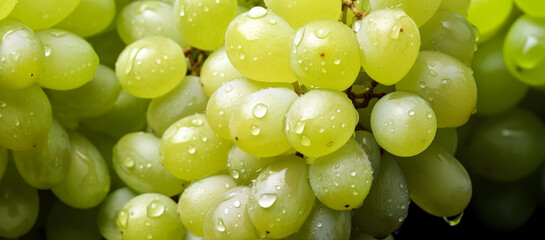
[
  {"left": 345, "top": 80, "right": 387, "bottom": 109},
  {"left": 292, "top": 82, "right": 305, "bottom": 96},
  {"left": 342, "top": 0, "right": 368, "bottom": 21},
  {"left": 184, "top": 47, "right": 207, "bottom": 76}
]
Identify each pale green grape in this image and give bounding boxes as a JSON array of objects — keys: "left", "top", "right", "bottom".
[
  {"left": 370, "top": 92, "right": 436, "bottom": 157},
  {"left": 160, "top": 114, "right": 232, "bottom": 180},
  {"left": 174, "top": 0, "right": 237, "bottom": 50},
  {"left": 309, "top": 138, "right": 373, "bottom": 210},
  {"left": 86, "top": 30, "right": 127, "bottom": 69},
  {"left": 36, "top": 29, "right": 99, "bottom": 90},
  {"left": 52, "top": 131, "right": 110, "bottom": 209},
  {"left": 0, "top": 0, "right": 16, "bottom": 20},
  {"left": 178, "top": 175, "right": 237, "bottom": 237},
  {"left": 0, "top": 147, "right": 6, "bottom": 180},
  {"left": 354, "top": 9, "right": 420, "bottom": 86},
  {"left": 147, "top": 76, "right": 208, "bottom": 137},
  {"left": 200, "top": 47, "right": 245, "bottom": 97},
  {"left": 420, "top": 10, "right": 478, "bottom": 66},
  {"left": 284, "top": 90, "right": 358, "bottom": 158},
  {"left": 225, "top": 7, "right": 297, "bottom": 83},
  {"left": 503, "top": 15, "right": 545, "bottom": 86},
  {"left": 46, "top": 200, "right": 101, "bottom": 240},
  {"left": 0, "top": 161, "right": 39, "bottom": 238},
  {"left": 354, "top": 130, "right": 381, "bottom": 182},
  {"left": 185, "top": 231, "right": 204, "bottom": 240},
  {"left": 8, "top": 0, "right": 81, "bottom": 30},
  {"left": 290, "top": 19, "right": 361, "bottom": 91},
  {"left": 80, "top": 130, "right": 124, "bottom": 190},
  {"left": 12, "top": 119, "right": 70, "bottom": 189},
  {"left": 352, "top": 153, "right": 409, "bottom": 238},
  {"left": 97, "top": 188, "right": 137, "bottom": 240},
  {"left": 396, "top": 51, "right": 477, "bottom": 128},
  {"left": 226, "top": 145, "right": 281, "bottom": 185},
  {"left": 116, "top": 37, "right": 187, "bottom": 98},
  {"left": 116, "top": 193, "right": 185, "bottom": 240},
  {"left": 515, "top": 0, "right": 545, "bottom": 18},
  {"left": 263, "top": 0, "right": 341, "bottom": 28},
  {"left": 439, "top": 0, "right": 470, "bottom": 16},
  {"left": 432, "top": 128, "right": 457, "bottom": 156},
  {"left": 248, "top": 155, "right": 315, "bottom": 238},
  {"left": 369, "top": 0, "right": 442, "bottom": 26},
  {"left": 286, "top": 201, "right": 351, "bottom": 240},
  {"left": 467, "top": 0, "right": 513, "bottom": 43},
  {"left": 55, "top": 0, "right": 116, "bottom": 37},
  {"left": 396, "top": 143, "right": 472, "bottom": 217},
  {"left": 0, "top": 84, "right": 52, "bottom": 150},
  {"left": 230, "top": 88, "right": 298, "bottom": 157},
  {"left": 0, "top": 20, "right": 45, "bottom": 89}
]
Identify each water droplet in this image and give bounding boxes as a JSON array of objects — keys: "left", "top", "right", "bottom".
[
  {"left": 333, "top": 58, "right": 341, "bottom": 65},
  {"left": 123, "top": 157, "right": 135, "bottom": 168},
  {"left": 217, "top": 218, "right": 226, "bottom": 232},
  {"left": 293, "top": 27, "right": 305, "bottom": 47},
  {"left": 225, "top": 84, "right": 233, "bottom": 93},
  {"left": 252, "top": 103, "right": 268, "bottom": 119},
  {"left": 191, "top": 118, "right": 203, "bottom": 127},
  {"left": 233, "top": 200, "right": 241, "bottom": 208},
  {"left": 389, "top": 25, "right": 401, "bottom": 39},
  {"left": 426, "top": 112, "right": 433, "bottom": 119},
  {"left": 258, "top": 193, "right": 277, "bottom": 208},
  {"left": 187, "top": 145, "right": 196, "bottom": 154},
  {"left": 118, "top": 210, "right": 128, "bottom": 227},
  {"left": 318, "top": 128, "right": 325, "bottom": 133},
  {"left": 429, "top": 70, "right": 437, "bottom": 76},
  {"left": 315, "top": 29, "right": 330, "bottom": 39},
  {"left": 443, "top": 211, "right": 464, "bottom": 226},
  {"left": 301, "top": 135, "right": 312, "bottom": 146},
  {"left": 350, "top": 170, "right": 357, "bottom": 176},
  {"left": 146, "top": 200, "right": 165, "bottom": 217},
  {"left": 515, "top": 35, "right": 544, "bottom": 70},
  {"left": 419, "top": 81, "right": 426, "bottom": 88},
  {"left": 248, "top": 7, "right": 267, "bottom": 19},
  {"left": 44, "top": 46, "right": 52, "bottom": 57},
  {"left": 408, "top": 110, "right": 415, "bottom": 116},
  {"left": 294, "top": 121, "right": 306, "bottom": 134},
  {"left": 251, "top": 125, "right": 261, "bottom": 136},
  {"left": 231, "top": 169, "right": 240, "bottom": 179}
]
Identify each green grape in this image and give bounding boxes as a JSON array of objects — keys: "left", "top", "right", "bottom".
[
  {"left": 46, "top": 64, "right": 121, "bottom": 119},
  {"left": 179, "top": 176, "right": 237, "bottom": 237},
  {"left": 420, "top": 10, "right": 478, "bottom": 66},
  {"left": 352, "top": 153, "right": 409, "bottom": 238},
  {"left": 8, "top": 0, "right": 81, "bottom": 30},
  {"left": 117, "top": 1, "right": 188, "bottom": 47},
  {"left": 351, "top": 232, "right": 395, "bottom": 240},
  {"left": 353, "top": 9, "right": 420, "bottom": 86},
  {"left": 432, "top": 128, "right": 457, "bottom": 156},
  {"left": 369, "top": 0, "right": 442, "bottom": 26},
  {"left": 97, "top": 188, "right": 137, "bottom": 240},
  {"left": 185, "top": 231, "right": 204, "bottom": 240},
  {"left": 0, "top": 161, "right": 39, "bottom": 238},
  {"left": 147, "top": 76, "right": 208, "bottom": 137},
  {"left": 370, "top": 91, "right": 436, "bottom": 157},
  {"left": 52, "top": 131, "right": 110, "bottom": 209},
  {"left": 396, "top": 51, "right": 477, "bottom": 128},
  {"left": 46, "top": 200, "right": 101, "bottom": 240},
  {"left": 12, "top": 119, "right": 70, "bottom": 189},
  {"left": 0, "top": 147, "right": 6, "bottom": 180},
  {"left": 0, "top": 20, "right": 45, "bottom": 89},
  {"left": 230, "top": 88, "right": 298, "bottom": 157},
  {"left": 439, "top": 0, "right": 470, "bottom": 16},
  {"left": 200, "top": 47, "right": 245, "bottom": 97},
  {"left": 284, "top": 90, "right": 358, "bottom": 158},
  {"left": 514, "top": 0, "right": 545, "bottom": 18},
  {"left": 247, "top": 155, "right": 315, "bottom": 239},
  {"left": 160, "top": 114, "right": 232, "bottom": 181},
  {"left": 225, "top": 7, "right": 297, "bottom": 83},
  {"left": 309, "top": 138, "right": 373, "bottom": 210},
  {"left": 79, "top": 90, "right": 150, "bottom": 139},
  {"left": 86, "top": 30, "right": 127, "bottom": 69},
  {"left": 467, "top": 0, "right": 513, "bottom": 43},
  {"left": 174, "top": 0, "right": 237, "bottom": 50},
  {"left": 0, "top": 0, "right": 16, "bottom": 20},
  {"left": 354, "top": 130, "right": 381, "bottom": 183},
  {"left": 396, "top": 143, "right": 472, "bottom": 217},
  {"left": 36, "top": 29, "right": 99, "bottom": 90},
  {"left": 286, "top": 201, "right": 351, "bottom": 240},
  {"left": 0, "top": 84, "right": 52, "bottom": 150},
  {"left": 117, "top": 193, "right": 185, "bottom": 240},
  {"left": 503, "top": 15, "right": 545, "bottom": 86},
  {"left": 290, "top": 19, "right": 361, "bottom": 91},
  {"left": 226, "top": 145, "right": 281, "bottom": 185},
  {"left": 115, "top": 36, "right": 187, "bottom": 98},
  {"left": 473, "top": 33, "right": 528, "bottom": 115},
  {"left": 80, "top": 130, "right": 124, "bottom": 190},
  {"left": 113, "top": 132, "right": 186, "bottom": 196},
  {"left": 263, "top": 0, "right": 341, "bottom": 28},
  {"left": 55, "top": 0, "right": 116, "bottom": 37}
]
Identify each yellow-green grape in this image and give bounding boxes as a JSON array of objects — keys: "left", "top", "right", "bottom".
[
  {"left": 0, "top": 147, "right": 6, "bottom": 180},
  {"left": 230, "top": 88, "right": 298, "bottom": 157},
  {"left": 87, "top": 30, "right": 127, "bottom": 69},
  {"left": 0, "top": 0, "right": 16, "bottom": 20},
  {"left": 36, "top": 29, "right": 99, "bottom": 90},
  {"left": 309, "top": 138, "right": 373, "bottom": 211},
  {"left": 0, "top": 20, "right": 45, "bottom": 89},
  {"left": 52, "top": 131, "right": 110, "bottom": 209},
  {"left": 352, "top": 152, "right": 410, "bottom": 238},
  {"left": 396, "top": 51, "right": 477, "bottom": 128},
  {"left": 515, "top": 0, "right": 545, "bottom": 18},
  {"left": 285, "top": 201, "right": 351, "bottom": 240},
  {"left": 420, "top": 10, "right": 478, "bottom": 66},
  {"left": 113, "top": 132, "right": 186, "bottom": 197},
  {"left": 284, "top": 90, "right": 358, "bottom": 158},
  {"left": 98, "top": 188, "right": 138, "bottom": 240},
  {"left": 8, "top": 0, "right": 81, "bottom": 30},
  {"left": 203, "top": 186, "right": 259, "bottom": 240},
  {"left": 225, "top": 7, "right": 297, "bottom": 83},
  {"left": 0, "top": 161, "right": 39, "bottom": 239},
  {"left": 370, "top": 91, "right": 437, "bottom": 157},
  {"left": 432, "top": 128, "right": 457, "bottom": 156},
  {"left": 55, "top": 0, "right": 116, "bottom": 37},
  {"left": 290, "top": 19, "right": 361, "bottom": 91},
  {"left": 117, "top": 193, "right": 185, "bottom": 240},
  {"left": 503, "top": 15, "right": 545, "bottom": 86},
  {"left": 226, "top": 145, "right": 281, "bottom": 185},
  {"left": 0, "top": 84, "right": 52, "bottom": 150},
  {"left": 12, "top": 119, "right": 70, "bottom": 189},
  {"left": 116, "top": 36, "right": 187, "bottom": 98},
  {"left": 46, "top": 200, "right": 101, "bottom": 240},
  {"left": 355, "top": 130, "right": 381, "bottom": 182},
  {"left": 80, "top": 131, "right": 124, "bottom": 190},
  {"left": 369, "top": 0, "right": 442, "bottom": 26},
  {"left": 467, "top": 0, "right": 513, "bottom": 43},
  {"left": 175, "top": 0, "right": 237, "bottom": 50},
  {"left": 200, "top": 47, "right": 245, "bottom": 97},
  {"left": 263, "top": 0, "right": 341, "bottom": 28},
  {"left": 354, "top": 9, "right": 420, "bottom": 86},
  {"left": 178, "top": 175, "right": 237, "bottom": 237},
  {"left": 439, "top": 0, "right": 471, "bottom": 16},
  {"left": 247, "top": 155, "right": 315, "bottom": 239},
  {"left": 160, "top": 114, "right": 232, "bottom": 181},
  {"left": 396, "top": 143, "right": 472, "bottom": 217}
]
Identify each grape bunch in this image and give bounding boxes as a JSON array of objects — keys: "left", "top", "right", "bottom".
[{"left": 0, "top": 0, "right": 544, "bottom": 240}]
